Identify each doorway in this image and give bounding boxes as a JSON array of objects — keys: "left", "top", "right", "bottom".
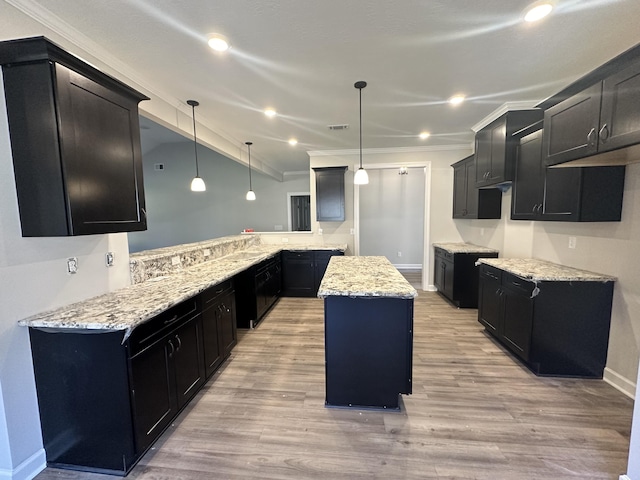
[
  {"left": 288, "top": 193, "right": 311, "bottom": 231},
  {"left": 356, "top": 164, "right": 430, "bottom": 290}
]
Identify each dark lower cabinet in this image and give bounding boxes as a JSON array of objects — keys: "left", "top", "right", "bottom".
[
  {"left": 324, "top": 295, "right": 413, "bottom": 409},
  {"left": 433, "top": 247, "right": 498, "bottom": 308},
  {"left": 282, "top": 249, "right": 344, "bottom": 297},
  {"left": 235, "top": 255, "right": 281, "bottom": 328},
  {"left": 28, "top": 288, "right": 234, "bottom": 475},
  {"left": 478, "top": 264, "right": 614, "bottom": 377},
  {"left": 201, "top": 279, "right": 237, "bottom": 377}
]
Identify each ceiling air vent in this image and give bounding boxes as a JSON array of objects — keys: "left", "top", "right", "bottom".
[{"left": 328, "top": 124, "right": 349, "bottom": 131}]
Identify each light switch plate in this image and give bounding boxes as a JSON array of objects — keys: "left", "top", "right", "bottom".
[
  {"left": 105, "top": 252, "right": 115, "bottom": 267},
  {"left": 67, "top": 257, "right": 78, "bottom": 274},
  {"left": 171, "top": 256, "right": 181, "bottom": 266}
]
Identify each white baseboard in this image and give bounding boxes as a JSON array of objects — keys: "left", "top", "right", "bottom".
[
  {"left": 619, "top": 475, "right": 632, "bottom": 480},
  {"left": 424, "top": 284, "right": 437, "bottom": 292},
  {"left": 0, "top": 449, "right": 46, "bottom": 480},
  {"left": 393, "top": 264, "right": 422, "bottom": 270},
  {"left": 604, "top": 367, "right": 637, "bottom": 399}
]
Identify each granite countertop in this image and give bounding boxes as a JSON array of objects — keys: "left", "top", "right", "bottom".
[
  {"left": 317, "top": 256, "right": 418, "bottom": 299},
  {"left": 477, "top": 258, "right": 616, "bottom": 282},
  {"left": 433, "top": 242, "right": 499, "bottom": 254},
  {"left": 18, "top": 243, "right": 347, "bottom": 336}
]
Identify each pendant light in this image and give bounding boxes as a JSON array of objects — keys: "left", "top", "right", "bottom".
[
  {"left": 187, "top": 100, "right": 205, "bottom": 192},
  {"left": 353, "top": 81, "right": 369, "bottom": 185},
  {"left": 245, "top": 141, "right": 256, "bottom": 201}
]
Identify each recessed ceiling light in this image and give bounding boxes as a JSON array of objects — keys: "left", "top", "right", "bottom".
[
  {"left": 288, "top": 138, "right": 298, "bottom": 146},
  {"left": 524, "top": 2, "right": 553, "bottom": 22},
  {"left": 207, "top": 34, "right": 230, "bottom": 52},
  {"left": 448, "top": 94, "right": 465, "bottom": 106},
  {"left": 264, "top": 108, "right": 277, "bottom": 118},
  {"left": 419, "top": 131, "right": 431, "bottom": 140}
]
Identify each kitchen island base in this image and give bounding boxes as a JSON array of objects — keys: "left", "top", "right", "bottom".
[{"left": 324, "top": 296, "right": 413, "bottom": 410}]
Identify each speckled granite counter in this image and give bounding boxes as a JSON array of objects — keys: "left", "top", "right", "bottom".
[
  {"left": 433, "top": 242, "right": 499, "bottom": 254},
  {"left": 477, "top": 258, "right": 616, "bottom": 282},
  {"left": 318, "top": 256, "right": 417, "bottom": 299},
  {"left": 18, "top": 239, "right": 347, "bottom": 336}
]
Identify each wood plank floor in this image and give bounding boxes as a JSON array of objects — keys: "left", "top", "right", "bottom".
[{"left": 35, "top": 293, "right": 634, "bottom": 479}]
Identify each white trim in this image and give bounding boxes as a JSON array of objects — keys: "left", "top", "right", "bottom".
[
  {"left": 393, "top": 264, "right": 422, "bottom": 270},
  {"left": 308, "top": 144, "right": 471, "bottom": 157},
  {"left": 604, "top": 367, "right": 636, "bottom": 399},
  {"left": 619, "top": 475, "right": 632, "bottom": 480},
  {"left": 471, "top": 101, "right": 539, "bottom": 132},
  {"left": 0, "top": 448, "right": 46, "bottom": 480},
  {"left": 283, "top": 170, "right": 310, "bottom": 177},
  {"left": 286, "top": 192, "right": 311, "bottom": 232},
  {"left": 422, "top": 163, "right": 432, "bottom": 292}
]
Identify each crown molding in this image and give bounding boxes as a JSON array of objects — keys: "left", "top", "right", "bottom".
[
  {"left": 307, "top": 144, "right": 472, "bottom": 157},
  {"left": 471, "top": 101, "right": 540, "bottom": 132}
]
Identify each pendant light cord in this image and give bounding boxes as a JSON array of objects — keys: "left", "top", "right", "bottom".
[
  {"left": 246, "top": 141, "right": 253, "bottom": 190},
  {"left": 359, "top": 86, "right": 363, "bottom": 169},
  {"left": 190, "top": 101, "right": 199, "bottom": 176}
]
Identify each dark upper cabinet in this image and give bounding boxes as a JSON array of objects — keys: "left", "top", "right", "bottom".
[
  {"left": 0, "top": 36, "right": 148, "bottom": 236},
  {"left": 452, "top": 155, "right": 501, "bottom": 219},
  {"left": 474, "top": 110, "right": 543, "bottom": 188},
  {"left": 512, "top": 128, "right": 625, "bottom": 222},
  {"left": 313, "top": 166, "right": 346, "bottom": 222},
  {"left": 544, "top": 60, "right": 640, "bottom": 166}
]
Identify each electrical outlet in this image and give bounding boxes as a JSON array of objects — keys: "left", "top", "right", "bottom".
[
  {"left": 105, "top": 252, "right": 115, "bottom": 267},
  {"left": 350, "top": 228, "right": 355, "bottom": 235},
  {"left": 318, "top": 228, "right": 323, "bottom": 235},
  {"left": 274, "top": 225, "right": 283, "bottom": 231},
  {"left": 568, "top": 237, "right": 577, "bottom": 249},
  {"left": 480, "top": 228, "right": 485, "bottom": 236},
  {"left": 203, "top": 248, "right": 211, "bottom": 257},
  {"left": 67, "top": 257, "right": 78, "bottom": 274},
  {"left": 171, "top": 256, "right": 181, "bottom": 266},
  {"left": 397, "top": 251, "right": 402, "bottom": 257},
  {"left": 282, "top": 237, "right": 289, "bottom": 243}
]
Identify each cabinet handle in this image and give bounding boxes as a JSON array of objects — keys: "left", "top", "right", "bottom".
[
  {"left": 587, "top": 127, "right": 597, "bottom": 146},
  {"left": 174, "top": 334, "right": 182, "bottom": 352},
  {"left": 599, "top": 124, "right": 609, "bottom": 143},
  {"left": 164, "top": 314, "right": 178, "bottom": 325},
  {"left": 512, "top": 281, "right": 521, "bottom": 287},
  {"left": 167, "top": 339, "right": 175, "bottom": 358}
]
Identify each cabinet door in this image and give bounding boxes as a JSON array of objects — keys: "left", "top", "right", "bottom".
[
  {"left": 172, "top": 316, "right": 205, "bottom": 409},
  {"left": 453, "top": 161, "right": 469, "bottom": 217},
  {"left": 218, "top": 292, "right": 237, "bottom": 357},
  {"left": 464, "top": 159, "right": 479, "bottom": 217},
  {"left": 201, "top": 304, "right": 223, "bottom": 377},
  {"left": 501, "top": 287, "right": 534, "bottom": 361},
  {"left": 314, "top": 167, "right": 346, "bottom": 221},
  {"left": 475, "top": 129, "right": 492, "bottom": 186},
  {"left": 281, "top": 251, "right": 315, "bottom": 296},
  {"left": 512, "top": 130, "right": 544, "bottom": 220},
  {"left": 543, "top": 83, "right": 602, "bottom": 166},
  {"left": 314, "top": 251, "right": 343, "bottom": 293},
  {"left": 478, "top": 269, "right": 502, "bottom": 334},
  {"left": 129, "top": 340, "right": 176, "bottom": 453},
  {"left": 54, "top": 64, "right": 147, "bottom": 235},
  {"left": 541, "top": 168, "right": 581, "bottom": 220},
  {"left": 487, "top": 118, "right": 507, "bottom": 185},
  {"left": 599, "top": 61, "right": 640, "bottom": 152}
]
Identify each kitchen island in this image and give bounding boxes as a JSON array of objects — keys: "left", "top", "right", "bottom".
[{"left": 318, "top": 256, "right": 417, "bottom": 410}]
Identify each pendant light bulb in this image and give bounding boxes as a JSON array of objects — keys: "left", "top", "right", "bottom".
[
  {"left": 354, "top": 81, "right": 369, "bottom": 185},
  {"left": 187, "top": 100, "right": 206, "bottom": 192},
  {"left": 245, "top": 141, "right": 256, "bottom": 201}
]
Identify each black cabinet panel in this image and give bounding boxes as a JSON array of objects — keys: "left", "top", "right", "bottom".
[
  {"left": 313, "top": 167, "right": 346, "bottom": 222},
  {"left": 512, "top": 128, "right": 625, "bottom": 222},
  {"left": 478, "top": 264, "right": 614, "bottom": 377},
  {"left": 0, "top": 36, "right": 148, "bottom": 236},
  {"left": 600, "top": 61, "right": 640, "bottom": 151},
  {"left": 475, "top": 110, "right": 543, "bottom": 188},
  {"left": 452, "top": 155, "right": 501, "bottom": 219},
  {"left": 235, "top": 256, "right": 280, "bottom": 328},
  {"left": 282, "top": 250, "right": 344, "bottom": 297},
  {"left": 434, "top": 247, "right": 498, "bottom": 308}
]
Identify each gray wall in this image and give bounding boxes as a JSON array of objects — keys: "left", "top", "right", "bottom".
[
  {"left": 128, "top": 142, "right": 310, "bottom": 252},
  {"left": 359, "top": 167, "right": 425, "bottom": 266}
]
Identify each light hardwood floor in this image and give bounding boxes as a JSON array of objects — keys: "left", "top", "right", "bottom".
[{"left": 36, "top": 293, "right": 634, "bottom": 479}]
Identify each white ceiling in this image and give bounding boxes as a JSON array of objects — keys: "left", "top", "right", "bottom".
[{"left": 4, "top": 0, "right": 640, "bottom": 175}]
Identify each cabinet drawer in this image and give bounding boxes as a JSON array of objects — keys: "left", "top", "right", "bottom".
[
  {"left": 201, "top": 279, "right": 234, "bottom": 306},
  {"left": 479, "top": 265, "right": 502, "bottom": 282},
  {"left": 502, "top": 272, "right": 535, "bottom": 296},
  {"left": 128, "top": 298, "right": 199, "bottom": 356}
]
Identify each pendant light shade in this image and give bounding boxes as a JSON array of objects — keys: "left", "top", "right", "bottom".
[
  {"left": 354, "top": 81, "right": 369, "bottom": 185},
  {"left": 187, "top": 100, "right": 205, "bottom": 192},
  {"left": 245, "top": 141, "right": 256, "bottom": 201}
]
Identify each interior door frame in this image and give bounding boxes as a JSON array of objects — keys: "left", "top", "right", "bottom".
[
  {"left": 354, "top": 162, "right": 432, "bottom": 291},
  {"left": 287, "top": 191, "right": 311, "bottom": 232}
]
